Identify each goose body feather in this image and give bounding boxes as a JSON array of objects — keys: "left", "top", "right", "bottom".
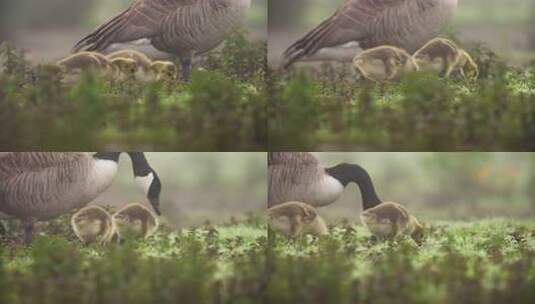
[
  {"left": 74, "top": 0, "right": 251, "bottom": 57},
  {"left": 0, "top": 153, "right": 118, "bottom": 220},
  {"left": 268, "top": 153, "right": 344, "bottom": 208}
]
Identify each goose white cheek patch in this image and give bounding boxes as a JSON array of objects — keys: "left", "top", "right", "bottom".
[{"left": 135, "top": 172, "right": 154, "bottom": 196}]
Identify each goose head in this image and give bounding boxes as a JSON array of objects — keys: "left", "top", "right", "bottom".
[
  {"left": 325, "top": 163, "right": 383, "bottom": 211},
  {"left": 93, "top": 152, "right": 162, "bottom": 215},
  {"left": 127, "top": 152, "right": 162, "bottom": 215}
]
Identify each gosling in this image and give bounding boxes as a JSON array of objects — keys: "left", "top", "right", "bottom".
[
  {"left": 352, "top": 46, "right": 419, "bottom": 82},
  {"left": 112, "top": 203, "right": 159, "bottom": 240},
  {"left": 268, "top": 201, "right": 328, "bottom": 237},
  {"left": 360, "top": 202, "right": 424, "bottom": 244},
  {"left": 71, "top": 205, "right": 115, "bottom": 244},
  {"left": 412, "top": 38, "right": 461, "bottom": 77},
  {"left": 150, "top": 61, "right": 178, "bottom": 81},
  {"left": 106, "top": 50, "right": 153, "bottom": 80},
  {"left": 109, "top": 57, "right": 138, "bottom": 80}
]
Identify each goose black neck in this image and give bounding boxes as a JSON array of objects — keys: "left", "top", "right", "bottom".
[
  {"left": 93, "top": 152, "right": 120, "bottom": 162},
  {"left": 127, "top": 152, "right": 152, "bottom": 176},
  {"left": 325, "top": 163, "right": 382, "bottom": 210}
]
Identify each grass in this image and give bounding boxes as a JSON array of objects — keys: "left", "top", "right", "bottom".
[
  {"left": 268, "top": 219, "right": 535, "bottom": 304},
  {"left": 0, "top": 215, "right": 267, "bottom": 304},
  {"left": 269, "top": 45, "right": 535, "bottom": 151},
  {"left": 1, "top": 216, "right": 533, "bottom": 303},
  {"left": 0, "top": 33, "right": 267, "bottom": 151},
  {"left": 0, "top": 217, "right": 535, "bottom": 304}
]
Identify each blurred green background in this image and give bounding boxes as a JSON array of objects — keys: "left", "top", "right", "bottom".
[
  {"left": 313, "top": 152, "right": 535, "bottom": 222},
  {"left": 91, "top": 152, "right": 266, "bottom": 227},
  {"left": 0, "top": 0, "right": 267, "bottom": 62},
  {"left": 268, "top": 0, "right": 535, "bottom": 66}
]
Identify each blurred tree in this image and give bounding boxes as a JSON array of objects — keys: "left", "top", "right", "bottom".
[
  {"left": 527, "top": 154, "right": 535, "bottom": 208},
  {"left": 2, "top": 0, "right": 94, "bottom": 29},
  {"left": 421, "top": 153, "right": 493, "bottom": 205}
]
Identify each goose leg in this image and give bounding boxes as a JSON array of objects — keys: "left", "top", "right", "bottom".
[
  {"left": 23, "top": 219, "right": 35, "bottom": 244},
  {"left": 0, "top": 221, "right": 7, "bottom": 235},
  {"left": 180, "top": 54, "right": 193, "bottom": 82}
]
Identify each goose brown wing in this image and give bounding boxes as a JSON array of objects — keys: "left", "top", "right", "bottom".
[
  {"left": 73, "top": 0, "right": 195, "bottom": 52},
  {"left": 268, "top": 152, "right": 319, "bottom": 166},
  {"left": 282, "top": 0, "right": 408, "bottom": 68},
  {"left": 0, "top": 153, "right": 88, "bottom": 181}
]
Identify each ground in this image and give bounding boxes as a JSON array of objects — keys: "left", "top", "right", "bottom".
[{"left": 1, "top": 217, "right": 533, "bottom": 303}]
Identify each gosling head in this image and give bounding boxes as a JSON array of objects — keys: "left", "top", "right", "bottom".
[
  {"left": 110, "top": 57, "right": 137, "bottom": 77},
  {"left": 457, "top": 49, "right": 479, "bottom": 80},
  {"left": 71, "top": 205, "right": 115, "bottom": 244},
  {"left": 112, "top": 203, "right": 159, "bottom": 240},
  {"left": 150, "top": 61, "right": 177, "bottom": 81}
]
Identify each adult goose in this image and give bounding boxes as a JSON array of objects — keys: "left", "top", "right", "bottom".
[
  {"left": 268, "top": 152, "right": 382, "bottom": 210},
  {"left": 73, "top": 0, "right": 251, "bottom": 80},
  {"left": 282, "top": 0, "right": 458, "bottom": 68},
  {"left": 0, "top": 152, "right": 161, "bottom": 243}
]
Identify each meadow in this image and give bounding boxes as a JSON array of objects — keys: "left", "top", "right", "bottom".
[
  {"left": 0, "top": 215, "right": 267, "bottom": 304},
  {"left": 268, "top": 219, "right": 535, "bottom": 304},
  {"left": 1, "top": 214, "right": 534, "bottom": 303},
  {"left": 0, "top": 33, "right": 267, "bottom": 151},
  {"left": 269, "top": 45, "right": 535, "bottom": 151}
]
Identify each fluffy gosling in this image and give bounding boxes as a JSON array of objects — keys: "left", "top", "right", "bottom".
[
  {"left": 360, "top": 202, "right": 424, "bottom": 244},
  {"left": 71, "top": 205, "right": 115, "bottom": 244},
  {"left": 353, "top": 46, "right": 418, "bottom": 82},
  {"left": 268, "top": 201, "right": 328, "bottom": 237},
  {"left": 150, "top": 61, "right": 178, "bottom": 81},
  {"left": 109, "top": 57, "right": 138, "bottom": 80},
  {"left": 112, "top": 203, "right": 159, "bottom": 240}
]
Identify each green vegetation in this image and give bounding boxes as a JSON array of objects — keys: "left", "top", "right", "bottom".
[
  {"left": 268, "top": 219, "right": 535, "bottom": 304},
  {"left": 1, "top": 215, "right": 534, "bottom": 303},
  {"left": 0, "top": 33, "right": 267, "bottom": 150},
  {"left": 0, "top": 215, "right": 267, "bottom": 303},
  {"left": 269, "top": 46, "right": 535, "bottom": 150}
]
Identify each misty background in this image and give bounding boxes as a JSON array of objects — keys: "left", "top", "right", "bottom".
[
  {"left": 0, "top": 0, "right": 267, "bottom": 63},
  {"left": 313, "top": 152, "right": 535, "bottom": 223},
  {"left": 268, "top": 0, "right": 535, "bottom": 67},
  {"left": 91, "top": 152, "right": 266, "bottom": 227}
]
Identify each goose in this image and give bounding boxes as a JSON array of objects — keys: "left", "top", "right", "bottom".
[
  {"left": 360, "top": 202, "right": 424, "bottom": 243},
  {"left": 352, "top": 45, "right": 419, "bottom": 82},
  {"left": 268, "top": 201, "right": 328, "bottom": 237},
  {"left": 0, "top": 152, "right": 161, "bottom": 243},
  {"left": 112, "top": 203, "right": 159, "bottom": 240},
  {"left": 71, "top": 205, "right": 115, "bottom": 244},
  {"left": 73, "top": 0, "right": 251, "bottom": 81},
  {"left": 268, "top": 152, "right": 382, "bottom": 210},
  {"left": 282, "top": 0, "right": 458, "bottom": 68}
]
